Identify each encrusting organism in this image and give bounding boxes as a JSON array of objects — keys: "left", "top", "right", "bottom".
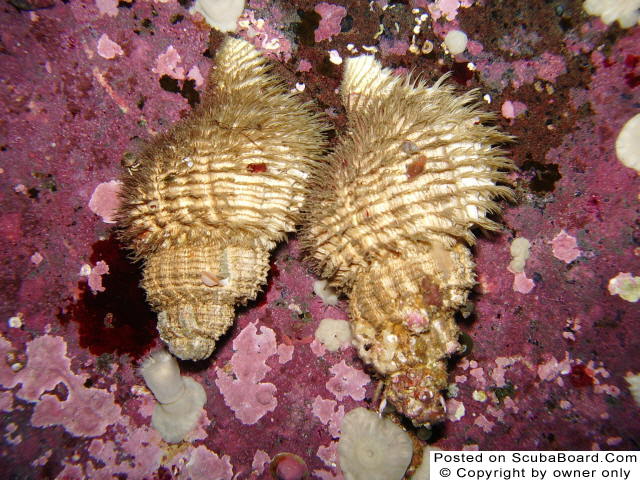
[
  {"left": 118, "top": 37, "right": 327, "bottom": 360},
  {"left": 301, "top": 55, "right": 514, "bottom": 426}
]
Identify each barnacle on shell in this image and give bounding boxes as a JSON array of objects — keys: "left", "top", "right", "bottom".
[
  {"left": 301, "top": 55, "right": 514, "bottom": 426},
  {"left": 118, "top": 37, "right": 327, "bottom": 360}
]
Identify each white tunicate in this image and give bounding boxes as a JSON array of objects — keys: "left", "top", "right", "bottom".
[
  {"left": 615, "top": 113, "right": 640, "bottom": 173},
  {"left": 444, "top": 30, "right": 468, "bottom": 55},
  {"left": 191, "top": 0, "right": 245, "bottom": 32},
  {"left": 509, "top": 237, "right": 531, "bottom": 273},
  {"left": 315, "top": 318, "right": 352, "bottom": 351}
]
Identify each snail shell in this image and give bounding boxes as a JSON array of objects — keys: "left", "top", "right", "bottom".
[
  {"left": 301, "top": 55, "right": 514, "bottom": 426},
  {"left": 118, "top": 37, "right": 326, "bottom": 360}
]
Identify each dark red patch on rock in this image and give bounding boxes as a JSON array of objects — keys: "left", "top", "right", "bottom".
[{"left": 58, "top": 235, "right": 157, "bottom": 359}]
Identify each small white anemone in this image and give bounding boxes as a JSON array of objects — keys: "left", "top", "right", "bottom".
[{"left": 338, "top": 407, "right": 413, "bottom": 480}]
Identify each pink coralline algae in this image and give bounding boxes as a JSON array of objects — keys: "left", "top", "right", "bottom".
[
  {"left": 325, "top": 360, "right": 370, "bottom": 401},
  {"left": 491, "top": 357, "right": 518, "bottom": 387},
  {"left": 316, "top": 441, "right": 339, "bottom": 469},
  {"left": 0, "top": 334, "right": 120, "bottom": 437},
  {"left": 551, "top": 230, "right": 581, "bottom": 264},
  {"left": 0, "top": 391, "right": 13, "bottom": 412},
  {"left": 298, "top": 59, "right": 313, "bottom": 72},
  {"left": 310, "top": 338, "right": 327, "bottom": 357},
  {"left": 252, "top": 449, "right": 271, "bottom": 475},
  {"left": 179, "top": 445, "right": 233, "bottom": 480},
  {"left": 512, "top": 271, "right": 535, "bottom": 294},
  {"left": 312, "top": 395, "right": 344, "bottom": 437},
  {"left": 95, "top": 0, "right": 118, "bottom": 17},
  {"left": 501, "top": 100, "right": 528, "bottom": 120},
  {"left": 428, "top": 0, "right": 475, "bottom": 21},
  {"left": 30, "top": 252, "right": 44, "bottom": 265},
  {"left": 469, "top": 367, "right": 487, "bottom": 388},
  {"left": 86, "top": 260, "right": 110, "bottom": 294},
  {"left": 537, "top": 354, "right": 572, "bottom": 383},
  {"left": 473, "top": 414, "right": 495, "bottom": 433},
  {"left": 100, "top": 426, "right": 160, "bottom": 476},
  {"left": 314, "top": 3, "right": 347, "bottom": 43},
  {"left": 88, "top": 180, "right": 122, "bottom": 224},
  {"left": 467, "top": 40, "right": 484, "bottom": 55},
  {"left": 215, "top": 322, "right": 279, "bottom": 424},
  {"left": 516, "top": 52, "right": 567, "bottom": 86},
  {"left": 69, "top": 420, "right": 230, "bottom": 480},
  {"left": 2, "top": 0, "right": 640, "bottom": 463},
  {"left": 379, "top": 37, "right": 410, "bottom": 57},
  {"left": 277, "top": 343, "right": 294, "bottom": 363},
  {"left": 478, "top": 52, "right": 567, "bottom": 90},
  {"left": 86, "top": 430, "right": 163, "bottom": 479},
  {"left": 187, "top": 65, "right": 205, "bottom": 87},
  {"left": 446, "top": 398, "right": 466, "bottom": 421},
  {"left": 153, "top": 45, "right": 186, "bottom": 80},
  {"left": 97, "top": 34, "right": 124, "bottom": 59}
]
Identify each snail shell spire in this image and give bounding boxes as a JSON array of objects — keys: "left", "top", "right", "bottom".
[
  {"left": 118, "top": 37, "right": 327, "bottom": 360},
  {"left": 302, "top": 55, "right": 514, "bottom": 426}
]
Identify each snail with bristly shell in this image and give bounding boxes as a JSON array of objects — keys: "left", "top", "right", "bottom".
[
  {"left": 301, "top": 55, "right": 514, "bottom": 426},
  {"left": 117, "top": 37, "right": 327, "bottom": 360}
]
